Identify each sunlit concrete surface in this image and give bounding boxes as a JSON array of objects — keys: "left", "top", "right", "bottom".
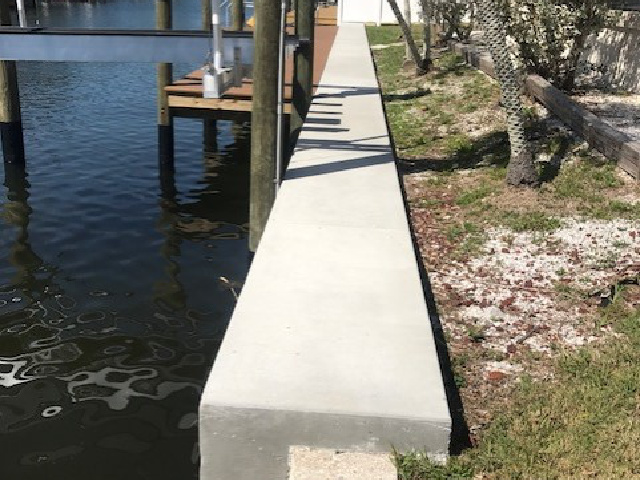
[
  {"left": 288, "top": 447, "right": 397, "bottom": 480},
  {"left": 199, "top": 23, "right": 451, "bottom": 480}
]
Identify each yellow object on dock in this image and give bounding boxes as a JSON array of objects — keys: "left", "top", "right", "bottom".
[{"left": 246, "top": 5, "right": 337, "bottom": 30}]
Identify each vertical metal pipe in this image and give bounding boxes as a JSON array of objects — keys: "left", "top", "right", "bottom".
[
  {"left": 289, "top": 0, "right": 314, "bottom": 145},
  {"left": 204, "top": 0, "right": 223, "bottom": 98},
  {"left": 275, "top": 0, "right": 286, "bottom": 194},
  {"left": 212, "top": 0, "right": 223, "bottom": 73},
  {"left": 16, "top": 0, "right": 27, "bottom": 28},
  {"left": 202, "top": 0, "right": 218, "bottom": 157}
]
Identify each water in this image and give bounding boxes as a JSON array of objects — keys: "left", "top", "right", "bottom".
[{"left": 0, "top": 2, "right": 251, "bottom": 479}]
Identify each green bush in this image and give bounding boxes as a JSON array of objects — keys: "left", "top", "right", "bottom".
[{"left": 506, "top": 0, "right": 616, "bottom": 92}]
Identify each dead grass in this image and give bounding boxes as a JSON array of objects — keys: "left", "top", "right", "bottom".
[
  {"left": 368, "top": 25, "right": 640, "bottom": 479},
  {"left": 397, "top": 288, "right": 640, "bottom": 479}
]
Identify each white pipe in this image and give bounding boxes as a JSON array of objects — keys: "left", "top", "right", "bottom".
[
  {"left": 211, "top": 0, "right": 223, "bottom": 72},
  {"left": 16, "top": 0, "right": 27, "bottom": 28},
  {"left": 275, "top": 0, "right": 287, "bottom": 195},
  {"left": 204, "top": 0, "right": 223, "bottom": 98},
  {"left": 377, "top": 0, "right": 383, "bottom": 27}
]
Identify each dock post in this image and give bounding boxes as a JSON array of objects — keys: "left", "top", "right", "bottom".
[
  {"left": 232, "top": 0, "right": 244, "bottom": 31},
  {"left": 203, "top": 119, "right": 218, "bottom": 159},
  {"left": 249, "top": 0, "right": 282, "bottom": 251},
  {"left": 290, "top": 0, "right": 315, "bottom": 145},
  {"left": 0, "top": 3, "right": 25, "bottom": 165},
  {"left": 156, "top": 0, "right": 174, "bottom": 168},
  {"left": 202, "top": 0, "right": 211, "bottom": 30}
]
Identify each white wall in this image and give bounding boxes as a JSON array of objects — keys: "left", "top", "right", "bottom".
[
  {"left": 582, "top": 11, "right": 640, "bottom": 92},
  {"left": 338, "top": 0, "right": 423, "bottom": 26}
]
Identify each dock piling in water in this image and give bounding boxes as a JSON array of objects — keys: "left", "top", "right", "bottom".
[
  {"left": 249, "top": 0, "right": 282, "bottom": 251},
  {"left": 290, "top": 0, "right": 315, "bottom": 145},
  {"left": 0, "top": 2, "right": 25, "bottom": 165},
  {"left": 202, "top": 0, "right": 212, "bottom": 31},
  {"left": 156, "top": 0, "right": 174, "bottom": 168},
  {"left": 232, "top": 0, "right": 245, "bottom": 31}
]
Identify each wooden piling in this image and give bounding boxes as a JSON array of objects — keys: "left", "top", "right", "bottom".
[
  {"left": 0, "top": 2, "right": 25, "bottom": 165},
  {"left": 202, "top": 0, "right": 211, "bottom": 31},
  {"left": 249, "top": 0, "right": 281, "bottom": 251},
  {"left": 157, "top": 0, "right": 174, "bottom": 167},
  {"left": 232, "top": 0, "right": 244, "bottom": 31},
  {"left": 290, "top": 0, "right": 315, "bottom": 145},
  {"left": 203, "top": 119, "right": 218, "bottom": 158}
]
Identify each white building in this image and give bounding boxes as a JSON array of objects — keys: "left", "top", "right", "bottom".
[{"left": 337, "top": 0, "right": 423, "bottom": 26}]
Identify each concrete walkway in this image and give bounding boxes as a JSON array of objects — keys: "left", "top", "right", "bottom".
[{"left": 199, "top": 24, "right": 451, "bottom": 480}]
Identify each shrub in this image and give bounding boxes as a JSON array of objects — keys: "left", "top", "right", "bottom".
[
  {"left": 506, "top": 0, "right": 617, "bottom": 92},
  {"left": 433, "top": 0, "right": 476, "bottom": 41}
]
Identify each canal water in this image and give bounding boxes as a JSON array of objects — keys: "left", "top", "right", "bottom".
[{"left": 0, "top": 1, "right": 252, "bottom": 479}]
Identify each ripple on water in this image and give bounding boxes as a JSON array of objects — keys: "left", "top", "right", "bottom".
[{"left": 0, "top": 2, "right": 250, "bottom": 478}]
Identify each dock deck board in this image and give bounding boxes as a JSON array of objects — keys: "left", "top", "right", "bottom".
[{"left": 167, "top": 8, "right": 338, "bottom": 116}]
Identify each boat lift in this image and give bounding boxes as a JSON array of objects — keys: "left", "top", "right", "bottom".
[
  {"left": 1, "top": 0, "right": 300, "bottom": 101},
  {"left": 2, "top": 0, "right": 298, "bottom": 192}
]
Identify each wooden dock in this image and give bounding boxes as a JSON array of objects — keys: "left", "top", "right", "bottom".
[{"left": 165, "top": 7, "right": 338, "bottom": 119}]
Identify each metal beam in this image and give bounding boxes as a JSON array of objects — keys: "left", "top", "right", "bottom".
[{"left": 0, "top": 27, "right": 301, "bottom": 63}]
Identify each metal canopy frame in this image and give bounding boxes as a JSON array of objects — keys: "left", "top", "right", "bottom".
[{"left": 0, "top": 27, "right": 301, "bottom": 63}]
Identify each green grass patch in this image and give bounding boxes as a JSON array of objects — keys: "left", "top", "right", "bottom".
[
  {"left": 552, "top": 161, "right": 621, "bottom": 201},
  {"left": 498, "top": 211, "right": 562, "bottom": 232},
  {"left": 396, "top": 294, "right": 640, "bottom": 478},
  {"left": 367, "top": 26, "right": 502, "bottom": 160},
  {"left": 455, "top": 185, "right": 493, "bottom": 206},
  {"left": 366, "top": 24, "right": 424, "bottom": 47}
]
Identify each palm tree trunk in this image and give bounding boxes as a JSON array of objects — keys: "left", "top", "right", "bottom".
[
  {"left": 420, "top": 0, "right": 432, "bottom": 69},
  {"left": 387, "top": 0, "right": 425, "bottom": 74},
  {"left": 478, "top": 0, "right": 539, "bottom": 187},
  {"left": 403, "top": 0, "right": 412, "bottom": 60}
]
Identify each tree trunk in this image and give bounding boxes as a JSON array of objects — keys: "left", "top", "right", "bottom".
[
  {"left": 387, "top": 0, "right": 425, "bottom": 74},
  {"left": 478, "top": 0, "right": 538, "bottom": 187},
  {"left": 561, "top": 30, "right": 588, "bottom": 93},
  {"left": 403, "top": 0, "right": 412, "bottom": 60},
  {"left": 420, "top": 0, "right": 432, "bottom": 69}
]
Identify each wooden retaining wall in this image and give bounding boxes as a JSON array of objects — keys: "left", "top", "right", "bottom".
[{"left": 449, "top": 41, "right": 640, "bottom": 179}]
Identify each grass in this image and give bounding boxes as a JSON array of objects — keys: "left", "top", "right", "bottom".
[
  {"left": 367, "top": 24, "right": 638, "bottom": 228},
  {"left": 498, "top": 211, "right": 562, "bottom": 233},
  {"left": 395, "top": 291, "right": 640, "bottom": 479},
  {"left": 366, "top": 24, "right": 426, "bottom": 48},
  {"left": 368, "top": 24, "right": 640, "bottom": 480},
  {"left": 455, "top": 185, "right": 493, "bottom": 206},
  {"left": 366, "top": 24, "right": 500, "bottom": 159}
]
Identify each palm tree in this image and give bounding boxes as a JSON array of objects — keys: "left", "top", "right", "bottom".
[
  {"left": 477, "top": 0, "right": 539, "bottom": 186},
  {"left": 387, "top": 0, "right": 426, "bottom": 74},
  {"left": 403, "top": 0, "right": 412, "bottom": 60},
  {"left": 419, "top": 0, "right": 433, "bottom": 69}
]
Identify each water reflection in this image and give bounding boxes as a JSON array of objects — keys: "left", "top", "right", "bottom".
[
  {"left": 0, "top": 119, "right": 250, "bottom": 479},
  {"left": 1, "top": 1, "right": 253, "bottom": 475}
]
